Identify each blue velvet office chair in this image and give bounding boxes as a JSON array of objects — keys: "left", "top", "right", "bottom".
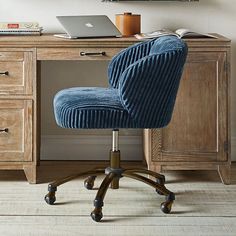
[{"left": 45, "top": 36, "right": 188, "bottom": 222}]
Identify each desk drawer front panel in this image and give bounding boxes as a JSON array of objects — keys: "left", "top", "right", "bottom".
[
  {"left": 37, "top": 47, "right": 123, "bottom": 60},
  {"left": 0, "top": 100, "right": 32, "bottom": 162},
  {"left": 0, "top": 51, "right": 33, "bottom": 95}
]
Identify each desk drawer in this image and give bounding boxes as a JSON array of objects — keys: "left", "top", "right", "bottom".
[
  {"left": 0, "top": 51, "right": 33, "bottom": 95},
  {"left": 37, "top": 47, "right": 123, "bottom": 60},
  {"left": 78, "top": 48, "right": 122, "bottom": 60},
  {"left": 0, "top": 100, "right": 32, "bottom": 162}
]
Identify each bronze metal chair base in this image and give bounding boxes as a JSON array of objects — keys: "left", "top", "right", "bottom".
[
  {"left": 45, "top": 130, "right": 175, "bottom": 222},
  {"left": 45, "top": 161, "right": 175, "bottom": 222}
]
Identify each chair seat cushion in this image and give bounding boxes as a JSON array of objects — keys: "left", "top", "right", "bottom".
[{"left": 54, "top": 87, "right": 137, "bottom": 129}]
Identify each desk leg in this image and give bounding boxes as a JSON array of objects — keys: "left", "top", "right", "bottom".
[
  {"left": 23, "top": 165, "right": 37, "bottom": 184},
  {"left": 24, "top": 60, "right": 41, "bottom": 184},
  {"left": 218, "top": 164, "right": 231, "bottom": 185}
]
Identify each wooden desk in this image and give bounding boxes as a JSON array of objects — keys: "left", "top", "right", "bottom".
[{"left": 0, "top": 34, "right": 231, "bottom": 184}]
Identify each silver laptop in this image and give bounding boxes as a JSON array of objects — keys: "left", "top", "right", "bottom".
[{"left": 55, "top": 15, "right": 122, "bottom": 39}]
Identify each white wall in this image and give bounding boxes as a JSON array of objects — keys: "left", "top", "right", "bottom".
[{"left": 0, "top": 0, "right": 235, "bottom": 161}]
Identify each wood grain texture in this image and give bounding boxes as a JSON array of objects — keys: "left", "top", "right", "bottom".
[
  {"left": 0, "top": 33, "right": 230, "bottom": 48},
  {"left": 0, "top": 51, "right": 24, "bottom": 61},
  {"left": 0, "top": 50, "right": 33, "bottom": 95},
  {"left": 144, "top": 42, "right": 231, "bottom": 184},
  {"left": 23, "top": 164, "right": 37, "bottom": 184},
  {"left": 0, "top": 100, "right": 32, "bottom": 162},
  {"left": 37, "top": 47, "right": 122, "bottom": 61},
  {"left": 0, "top": 34, "right": 231, "bottom": 184},
  {"left": 218, "top": 164, "right": 231, "bottom": 185}
]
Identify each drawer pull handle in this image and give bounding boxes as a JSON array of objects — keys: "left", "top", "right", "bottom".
[
  {"left": 80, "top": 52, "right": 106, "bottom": 56},
  {"left": 0, "top": 71, "right": 9, "bottom": 76},
  {"left": 0, "top": 128, "right": 9, "bottom": 133}
]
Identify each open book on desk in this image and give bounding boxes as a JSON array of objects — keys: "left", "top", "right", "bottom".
[{"left": 135, "top": 28, "right": 218, "bottom": 40}]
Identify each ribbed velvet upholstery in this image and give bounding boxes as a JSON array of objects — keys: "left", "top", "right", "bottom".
[
  {"left": 108, "top": 39, "right": 156, "bottom": 89},
  {"left": 54, "top": 36, "right": 188, "bottom": 129},
  {"left": 54, "top": 87, "right": 137, "bottom": 129},
  {"left": 119, "top": 37, "right": 188, "bottom": 128}
]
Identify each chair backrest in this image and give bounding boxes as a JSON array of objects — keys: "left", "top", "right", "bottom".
[
  {"left": 108, "top": 39, "right": 156, "bottom": 89},
  {"left": 108, "top": 36, "right": 188, "bottom": 128}
]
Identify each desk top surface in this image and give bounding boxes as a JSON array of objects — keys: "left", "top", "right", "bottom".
[{"left": 0, "top": 33, "right": 230, "bottom": 48}]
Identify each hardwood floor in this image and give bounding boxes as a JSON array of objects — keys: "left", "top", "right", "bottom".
[{"left": 0, "top": 161, "right": 235, "bottom": 236}]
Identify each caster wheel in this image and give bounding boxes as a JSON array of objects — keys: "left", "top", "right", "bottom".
[
  {"left": 84, "top": 176, "right": 96, "bottom": 190},
  {"left": 91, "top": 209, "right": 103, "bottom": 222},
  {"left": 160, "top": 201, "right": 173, "bottom": 214},
  {"left": 45, "top": 193, "right": 56, "bottom": 205},
  {"left": 84, "top": 180, "right": 93, "bottom": 190}
]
